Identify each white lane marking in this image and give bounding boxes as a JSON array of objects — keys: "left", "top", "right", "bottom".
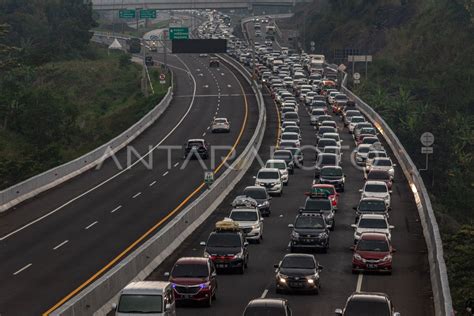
[
  {"left": 227, "top": 84, "right": 232, "bottom": 88},
  {"left": 215, "top": 111, "right": 218, "bottom": 115},
  {"left": 221, "top": 72, "right": 225, "bottom": 76},
  {"left": 204, "top": 84, "right": 209, "bottom": 88},
  {"left": 53, "top": 240, "right": 69, "bottom": 250},
  {"left": 202, "top": 132, "right": 206, "bottom": 137},
  {"left": 13, "top": 263, "right": 32, "bottom": 275},
  {"left": 132, "top": 192, "right": 142, "bottom": 199},
  {"left": 173, "top": 162, "right": 180, "bottom": 167},
  {"left": 85, "top": 221, "right": 98, "bottom": 230},
  {"left": 198, "top": 73, "right": 203, "bottom": 77},
  {"left": 0, "top": 54, "right": 198, "bottom": 241},
  {"left": 261, "top": 289, "right": 269, "bottom": 298},
  {"left": 111, "top": 205, "right": 122, "bottom": 213},
  {"left": 163, "top": 171, "right": 169, "bottom": 176},
  {"left": 356, "top": 273, "right": 363, "bottom": 292},
  {"left": 206, "top": 126, "right": 210, "bottom": 130}
]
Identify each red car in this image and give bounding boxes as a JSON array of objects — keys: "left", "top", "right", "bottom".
[
  {"left": 356, "top": 134, "right": 375, "bottom": 145},
  {"left": 168, "top": 257, "right": 217, "bottom": 306},
  {"left": 366, "top": 170, "right": 393, "bottom": 190},
  {"left": 310, "top": 184, "right": 340, "bottom": 210},
  {"left": 352, "top": 233, "right": 395, "bottom": 274}
]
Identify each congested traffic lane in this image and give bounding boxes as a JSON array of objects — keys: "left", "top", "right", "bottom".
[{"left": 0, "top": 47, "right": 259, "bottom": 315}]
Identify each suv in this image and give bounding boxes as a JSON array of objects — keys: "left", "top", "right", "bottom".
[
  {"left": 229, "top": 205, "right": 264, "bottom": 243},
  {"left": 265, "top": 159, "right": 289, "bottom": 185},
  {"left": 335, "top": 292, "right": 400, "bottom": 316},
  {"left": 242, "top": 186, "right": 272, "bottom": 216},
  {"left": 272, "top": 149, "right": 295, "bottom": 173},
  {"left": 354, "top": 198, "right": 389, "bottom": 222},
  {"left": 255, "top": 168, "right": 283, "bottom": 196},
  {"left": 274, "top": 254, "right": 323, "bottom": 294},
  {"left": 288, "top": 213, "right": 329, "bottom": 252},
  {"left": 351, "top": 214, "right": 394, "bottom": 244},
  {"left": 299, "top": 194, "right": 335, "bottom": 230},
  {"left": 183, "top": 139, "right": 209, "bottom": 159},
  {"left": 168, "top": 257, "right": 217, "bottom": 307},
  {"left": 318, "top": 166, "right": 345, "bottom": 192},
  {"left": 244, "top": 298, "right": 292, "bottom": 316},
  {"left": 209, "top": 56, "right": 219, "bottom": 67}
]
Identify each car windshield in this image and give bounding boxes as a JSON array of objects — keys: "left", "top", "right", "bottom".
[
  {"left": 320, "top": 168, "right": 342, "bottom": 177},
  {"left": 318, "top": 155, "right": 337, "bottom": 165},
  {"left": 359, "top": 200, "right": 386, "bottom": 211},
  {"left": 171, "top": 263, "right": 209, "bottom": 278},
  {"left": 318, "top": 139, "right": 336, "bottom": 147},
  {"left": 266, "top": 162, "right": 286, "bottom": 170},
  {"left": 188, "top": 141, "right": 203, "bottom": 147},
  {"left": 375, "top": 159, "right": 392, "bottom": 166},
  {"left": 295, "top": 216, "right": 325, "bottom": 229},
  {"left": 357, "top": 239, "right": 389, "bottom": 252},
  {"left": 207, "top": 233, "right": 241, "bottom": 247},
  {"left": 363, "top": 138, "right": 379, "bottom": 144},
  {"left": 230, "top": 211, "right": 258, "bottom": 222},
  {"left": 324, "top": 134, "right": 339, "bottom": 141},
  {"left": 359, "top": 218, "right": 388, "bottom": 229},
  {"left": 305, "top": 199, "right": 331, "bottom": 211},
  {"left": 215, "top": 119, "right": 227, "bottom": 124},
  {"left": 358, "top": 146, "right": 371, "bottom": 153},
  {"left": 318, "top": 128, "right": 336, "bottom": 135},
  {"left": 281, "top": 134, "right": 298, "bottom": 140},
  {"left": 118, "top": 295, "right": 163, "bottom": 313},
  {"left": 284, "top": 127, "right": 299, "bottom": 133},
  {"left": 312, "top": 110, "right": 325, "bottom": 115},
  {"left": 365, "top": 184, "right": 387, "bottom": 193},
  {"left": 244, "top": 188, "right": 267, "bottom": 199},
  {"left": 344, "top": 299, "right": 391, "bottom": 316},
  {"left": 281, "top": 256, "right": 315, "bottom": 269},
  {"left": 351, "top": 117, "right": 365, "bottom": 123},
  {"left": 368, "top": 152, "right": 387, "bottom": 159},
  {"left": 244, "top": 306, "right": 286, "bottom": 316},
  {"left": 258, "top": 171, "right": 279, "bottom": 179},
  {"left": 284, "top": 113, "right": 298, "bottom": 119},
  {"left": 368, "top": 172, "right": 390, "bottom": 180}
]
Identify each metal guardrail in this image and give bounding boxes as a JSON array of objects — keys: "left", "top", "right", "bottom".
[
  {"left": 50, "top": 48, "right": 266, "bottom": 316},
  {"left": 340, "top": 73, "right": 453, "bottom": 316}
]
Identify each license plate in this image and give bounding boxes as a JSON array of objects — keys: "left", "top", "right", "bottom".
[
  {"left": 182, "top": 294, "right": 192, "bottom": 299},
  {"left": 303, "top": 239, "right": 313, "bottom": 242},
  {"left": 289, "top": 282, "right": 303, "bottom": 288},
  {"left": 367, "top": 264, "right": 377, "bottom": 269},
  {"left": 217, "top": 264, "right": 228, "bottom": 268}
]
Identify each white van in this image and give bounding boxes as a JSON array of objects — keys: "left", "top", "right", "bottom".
[{"left": 114, "top": 281, "right": 176, "bottom": 316}]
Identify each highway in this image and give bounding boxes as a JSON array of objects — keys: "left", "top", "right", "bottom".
[
  {"left": 142, "top": 17, "right": 435, "bottom": 316},
  {"left": 0, "top": 26, "right": 259, "bottom": 316}
]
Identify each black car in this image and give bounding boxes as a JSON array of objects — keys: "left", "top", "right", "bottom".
[
  {"left": 183, "top": 139, "right": 209, "bottom": 159},
  {"left": 289, "top": 213, "right": 329, "bottom": 252},
  {"left": 354, "top": 198, "right": 389, "bottom": 222},
  {"left": 314, "top": 153, "right": 339, "bottom": 178},
  {"left": 243, "top": 298, "right": 292, "bottom": 316},
  {"left": 242, "top": 186, "right": 272, "bottom": 216},
  {"left": 316, "top": 138, "right": 338, "bottom": 158},
  {"left": 274, "top": 254, "right": 323, "bottom": 294},
  {"left": 201, "top": 220, "right": 249, "bottom": 274},
  {"left": 273, "top": 149, "right": 295, "bottom": 173},
  {"left": 318, "top": 166, "right": 345, "bottom": 192},
  {"left": 209, "top": 56, "right": 219, "bottom": 67},
  {"left": 335, "top": 292, "right": 400, "bottom": 316},
  {"left": 299, "top": 196, "right": 335, "bottom": 230}
]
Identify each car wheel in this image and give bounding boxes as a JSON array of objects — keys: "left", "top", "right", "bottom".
[
  {"left": 340, "top": 186, "right": 345, "bottom": 192},
  {"left": 278, "top": 190, "right": 283, "bottom": 197},
  {"left": 276, "top": 287, "right": 283, "bottom": 294},
  {"left": 205, "top": 295, "right": 212, "bottom": 307},
  {"left": 313, "top": 288, "right": 319, "bottom": 295},
  {"left": 212, "top": 288, "right": 217, "bottom": 300},
  {"left": 239, "top": 265, "right": 245, "bottom": 274},
  {"left": 284, "top": 180, "right": 288, "bottom": 186},
  {"left": 330, "top": 222, "right": 335, "bottom": 231},
  {"left": 323, "top": 246, "right": 328, "bottom": 254},
  {"left": 256, "top": 237, "right": 261, "bottom": 244}
]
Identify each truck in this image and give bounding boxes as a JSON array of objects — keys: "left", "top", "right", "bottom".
[{"left": 307, "top": 54, "right": 325, "bottom": 74}]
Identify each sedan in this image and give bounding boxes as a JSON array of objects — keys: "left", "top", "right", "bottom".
[
  {"left": 368, "top": 157, "right": 396, "bottom": 179},
  {"left": 275, "top": 254, "right": 323, "bottom": 294},
  {"left": 351, "top": 214, "right": 394, "bottom": 243}
]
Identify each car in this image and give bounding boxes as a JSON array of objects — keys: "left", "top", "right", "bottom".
[
  {"left": 280, "top": 120, "right": 298, "bottom": 132},
  {"left": 299, "top": 194, "right": 336, "bottom": 230},
  {"left": 366, "top": 170, "right": 393, "bottom": 189},
  {"left": 354, "top": 122, "right": 373, "bottom": 139},
  {"left": 327, "top": 91, "right": 340, "bottom": 104},
  {"left": 354, "top": 197, "right": 389, "bottom": 222},
  {"left": 167, "top": 257, "right": 217, "bottom": 306},
  {"left": 288, "top": 213, "right": 330, "bottom": 252},
  {"left": 255, "top": 168, "right": 283, "bottom": 196},
  {"left": 351, "top": 214, "right": 394, "bottom": 244},
  {"left": 211, "top": 117, "right": 230, "bottom": 133},
  {"left": 316, "top": 138, "right": 338, "bottom": 158},
  {"left": 279, "top": 140, "right": 300, "bottom": 150},
  {"left": 114, "top": 281, "right": 175, "bottom": 315},
  {"left": 360, "top": 180, "right": 391, "bottom": 207},
  {"left": 274, "top": 254, "right": 323, "bottom": 294},
  {"left": 343, "top": 110, "right": 362, "bottom": 126},
  {"left": 320, "top": 120, "right": 337, "bottom": 129},
  {"left": 318, "top": 165, "right": 345, "bottom": 192},
  {"left": 314, "top": 153, "right": 339, "bottom": 178},
  {"left": 242, "top": 186, "right": 272, "bottom": 216},
  {"left": 209, "top": 56, "right": 219, "bottom": 67},
  {"left": 311, "top": 183, "right": 339, "bottom": 210},
  {"left": 316, "top": 127, "right": 337, "bottom": 142},
  {"left": 368, "top": 157, "right": 396, "bottom": 179},
  {"left": 347, "top": 116, "right": 366, "bottom": 133},
  {"left": 335, "top": 292, "right": 400, "bottom": 316},
  {"left": 366, "top": 150, "right": 388, "bottom": 169},
  {"left": 310, "top": 109, "right": 326, "bottom": 125},
  {"left": 354, "top": 144, "right": 372, "bottom": 165},
  {"left": 282, "top": 125, "right": 300, "bottom": 135},
  {"left": 280, "top": 132, "right": 301, "bottom": 147},
  {"left": 201, "top": 219, "right": 249, "bottom": 274},
  {"left": 183, "top": 139, "right": 209, "bottom": 159},
  {"left": 286, "top": 147, "right": 304, "bottom": 167},
  {"left": 229, "top": 206, "right": 264, "bottom": 243},
  {"left": 282, "top": 111, "right": 300, "bottom": 125},
  {"left": 272, "top": 149, "right": 295, "bottom": 173},
  {"left": 316, "top": 114, "right": 333, "bottom": 127},
  {"left": 322, "top": 132, "right": 342, "bottom": 148},
  {"left": 265, "top": 159, "right": 290, "bottom": 185},
  {"left": 323, "top": 146, "right": 342, "bottom": 162},
  {"left": 243, "top": 298, "right": 293, "bottom": 316},
  {"left": 352, "top": 232, "right": 395, "bottom": 274}
]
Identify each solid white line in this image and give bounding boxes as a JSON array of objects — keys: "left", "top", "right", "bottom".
[
  {"left": 202, "top": 132, "right": 206, "bottom": 137},
  {"left": 173, "top": 162, "right": 180, "bottom": 167},
  {"left": 206, "top": 126, "right": 210, "bottom": 130},
  {"left": 132, "top": 192, "right": 142, "bottom": 199},
  {"left": 85, "top": 221, "right": 98, "bottom": 230},
  {"left": 13, "top": 263, "right": 32, "bottom": 276},
  {"left": 163, "top": 171, "right": 169, "bottom": 176},
  {"left": 149, "top": 181, "right": 157, "bottom": 187},
  {"left": 111, "top": 205, "right": 122, "bottom": 213},
  {"left": 0, "top": 54, "right": 198, "bottom": 241},
  {"left": 356, "top": 273, "right": 363, "bottom": 292},
  {"left": 261, "top": 289, "right": 269, "bottom": 298},
  {"left": 53, "top": 240, "right": 69, "bottom": 250},
  {"left": 227, "top": 84, "right": 232, "bottom": 88}
]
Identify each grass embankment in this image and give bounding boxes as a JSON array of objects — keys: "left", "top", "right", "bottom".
[
  {"left": 295, "top": 0, "right": 474, "bottom": 313},
  {"left": 0, "top": 45, "right": 169, "bottom": 189},
  {"left": 94, "top": 19, "right": 170, "bottom": 37}
]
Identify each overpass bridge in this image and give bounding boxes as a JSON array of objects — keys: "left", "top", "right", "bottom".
[{"left": 90, "top": 0, "right": 311, "bottom": 11}]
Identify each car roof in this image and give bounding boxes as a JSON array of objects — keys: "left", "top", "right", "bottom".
[
  {"left": 365, "top": 180, "right": 387, "bottom": 186},
  {"left": 359, "top": 214, "right": 387, "bottom": 220},
  {"left": 188, "top": 138, "right": 205, "bottom": 142},
  {"left": 359, "top": 232, "right": 389, "bottom": 240},
  {"left": 281, "top": 132, "right": 299, "bottom": 136},
  {"left": 176, "top": 257, "right": 209, "bottom": 265},
  {"left": 247, "top": 298, "right": 287, "bottom": 308},
  {"left": 321, "top": 165, "right": 342, "bottom": 170},
  {"left": 349, "top": 291, "right": 390, "bottom": 302},
  {"left": 121, "top": 281, "right": 170, "bottom": 295},
  {"left": 258, "top": 168, "right": 279, "bottom": 173},
  {"left": 266, "top": 159, "right": 286, "bottom": 164}
]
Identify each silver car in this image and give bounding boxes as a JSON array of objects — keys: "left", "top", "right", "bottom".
[{"left": 211, "top": 117, "right": 230, "bottom": 133}]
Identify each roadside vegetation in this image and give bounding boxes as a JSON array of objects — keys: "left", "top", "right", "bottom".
[
  {"left": 0, "top": 0, "right": 168, "bottom": 189},
  {"left": 296, "top": 0, "right": 474, "bottom": 313}
]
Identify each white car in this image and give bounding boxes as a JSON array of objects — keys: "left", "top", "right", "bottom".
[
  {"left": 280, "top": 132, "right": 301, "bottom": 147},
  {"left": 265, "top": 159, "right": 289, "bottom": 185},
  {"left": 310, "top": 109, "right": 326, "bottom": 125},
  {"left": 255, "top": 168, "right": 283, "bottom": 196},
  {"left": 348, "top": 116, "right": 366, "bottom": 133},
  {"left": 211, "top": 117, "right": 230, "bottom": 133},
  {"left": 366, "top": 150, "right": 388, "bottom": 169},
  {"left": 355, "top": 144, "right": 372, "bottom": 165},
  {"left": 322, "top": 132, "right": 342, "bottom": 148},
  {"left": 229, "top": 207, "right": 264, "bottom": 242},
  {"left": 359, "top": 181, "right": 391, "bottom": 207},
  {"left": 327, "top": 91, "right": 340, "bottom": 104},
  {"left": 323, "top": 146, "right": 342, "bottom": 162},
  {"left": 368, "top": 157, "right": 396, "bottom": 179},
  {"left": 351, "top": 214, "right": 394, "bottom": 243}
]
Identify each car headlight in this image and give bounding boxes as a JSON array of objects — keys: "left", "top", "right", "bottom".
[
  {"left": 292, "top": 231, "right": 300, "bottom": 238},
  {"left": 381, "top": 254, "right": 392, "bottom": 262},
  {"left": 354, "top": 253, "right": 363, "bottom": 261},
  {"left": 252, "top": 224, "right": 260, "bottom": 230},
  {"left": 277, "top": 273, "right": 288, "bottom": 283},
  {"left": 326, "top": 212, "right": 334, "bottom": 219},
  {"left": 318, "top": 232, "right": 328, "bottom": 239},
  {"left": 234, "top": 251, "right": 243, "bottom": 259},
  {"left": 203, "top": 251, "right": 210, "bottom": 258},
  {"left": 262, "top": 201, "right": 270, "bottom": 207}
]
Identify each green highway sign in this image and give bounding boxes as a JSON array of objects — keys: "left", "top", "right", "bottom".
[
  {"left": 169, "top": 27, "right": 189, "bottom": 40},
  {"left": 119, "top": 9, "right": 135, "bottom": 19},
  {"left": 140, "top": 9, "right": 157, "bottom": 19}
]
